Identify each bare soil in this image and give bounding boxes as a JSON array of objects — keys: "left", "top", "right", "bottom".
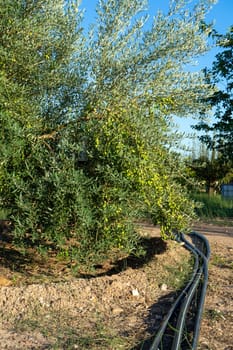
[
  {"left": 192, "top": 222, "right": 233, "bottom": 350},
  {"left": 0, "top": 220, "right": 232, "bottom": 350}
]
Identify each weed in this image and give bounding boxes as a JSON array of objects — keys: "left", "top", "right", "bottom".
[
  {"left": 204, "top": 309, "right": 226, "bottom": 321},
  {"left": 211, "top": 254, "right": 226, "bottom": 267},
  {"left": 163, "top": 257, "right": 194, "bottom": 290},
  {"left": 211, "top": 254, "right": 233, "bottom": 269}
]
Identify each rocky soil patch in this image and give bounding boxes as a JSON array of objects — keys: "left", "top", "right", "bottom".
[
  {"left": 194, "top": 224, "right": 233, "bottom": 350},
  {"left": 0, "top": 221, "right": 232, "bottom": 349}
]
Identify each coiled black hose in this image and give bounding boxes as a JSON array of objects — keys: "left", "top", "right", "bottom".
[
  {"left": 182, "top": 232, "right": 210, "bottom": 349},
  {"left": 150, "top": 231, "right": 210, "bottom": 350}
]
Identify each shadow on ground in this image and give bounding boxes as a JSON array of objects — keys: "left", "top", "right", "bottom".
[
  {"left": 79, "top": 237, "right": 167, "bottom": 278},
  {"left": 130, "top": 290, "right": 180, "bottom": 350},
  {"left": 0, "top": 219, "right": 167, "bottom": 281}
]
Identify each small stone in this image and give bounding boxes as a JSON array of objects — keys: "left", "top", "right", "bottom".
[
  {"left": 132, "top": 288, "right": 140, "bottom": 297},
  {"left": 112, "top": 306, "right": 124, "bottom": 315},
  {"left": 160, "top": 283, "right": 168, "bottom": 291},
  {"left": 155, "top": 314, "right": 163, "bottom": 320},
  {"left": 0, "top": 276, "right": 12, "bottom": 286}
]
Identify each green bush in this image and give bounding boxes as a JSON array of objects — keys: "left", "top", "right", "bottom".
[{"left": 0, "top": 0, "right": 215, "bottom": 266}]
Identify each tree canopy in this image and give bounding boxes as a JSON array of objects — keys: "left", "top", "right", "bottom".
[
  {"left": 194, "top": 25, "right": 233, "bottom": 162},
  {"left": 0, "top": 0, "right": 216, "bottom": 263}
]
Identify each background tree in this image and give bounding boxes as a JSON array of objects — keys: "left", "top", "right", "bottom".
[
  {"left": 0, "top": 0, "right": 216, "bottom": 264},
  {"left": 185, "top": 139, "right": 232, "bottom": 194},
  {"left": 188, "top": 155, "right": 231, "bottom": 194},
  {"left": 194, "top": 25, "right": 233, "bottom": 163}
]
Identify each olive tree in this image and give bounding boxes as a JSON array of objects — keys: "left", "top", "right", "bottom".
[
  {"left": 0, "top": 0, "right": 92, "bottom": 253},
  {"left": 81, "top": 0, "right": 216, "bottom": 237},
  {"left": 0, "top": 0, "right": 216, "bottom": 263}
]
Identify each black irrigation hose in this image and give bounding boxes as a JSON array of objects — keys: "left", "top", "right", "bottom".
[
  {"left": 182, "top": 232, "right": 210, "bottom": 349},
  {"left": 149, "top": 241, "right": 200, "bottom": 350},
  {"left": 149, "top": 231, "right": 210, "bottom": 350},
  {"left": 171, "top": 267, "right": 202, "bottom": 350}
]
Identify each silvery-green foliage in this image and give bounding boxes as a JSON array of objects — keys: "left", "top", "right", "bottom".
[
  {"left": 0, "top": 0, "right": 218, "bottom": 261},
  {"left": 85, "top": 0, "right": 216, "bottom": 116},
  {"left": 79, "top": 0, "right": 217, "bottom": 237}
]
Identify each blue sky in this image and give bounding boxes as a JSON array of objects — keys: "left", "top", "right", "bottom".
[{"left": 79, "top": 0, "right": 233, "bottom": 147}]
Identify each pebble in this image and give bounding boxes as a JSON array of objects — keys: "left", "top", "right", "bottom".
[
  {"left": 132, "top": 288, "right": 140, "bottom": 297},
  {"left": 160, "top": 283, "right": 168, "bottom": 291},
  {"left": 112, "top": 306, "right": 124, "bottom": 315}
]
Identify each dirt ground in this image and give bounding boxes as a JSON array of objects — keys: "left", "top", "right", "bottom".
[
  {"left": 0, "top": 221, "right": 232, "bottom": 350},
  {"left": 192, "top": 222, "right": 233, "bottom": 350}
]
